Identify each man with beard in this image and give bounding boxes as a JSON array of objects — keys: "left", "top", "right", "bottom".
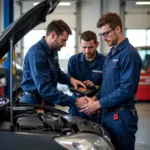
[
  {"left": 67, "top": 31, "right": 105, "bottom": 123},
  {"left": 21, "top": 20, "right": 87, "bottom": 108},
  {"left": 80, "top": 13, "right": 142, "bottom": 150}
]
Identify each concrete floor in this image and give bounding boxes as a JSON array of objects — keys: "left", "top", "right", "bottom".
[{"left": 135, "top": 102, "right": 150, "bottom": 150}]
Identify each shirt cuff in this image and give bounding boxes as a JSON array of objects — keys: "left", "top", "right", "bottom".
[
  {"left": 99, "top": 98, "right": 107, "bottom": 108},
  {"left": 67, "top": 76, "right": 72, "bottom": 86},
  {"left": 95, "top": 93, "right": 100, "bottom": 99},
  {"left": 68, "top": 96, "right": 76, "bottom": 107}
]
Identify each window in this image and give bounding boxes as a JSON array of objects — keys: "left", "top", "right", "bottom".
[
  {"left": 126, "top": 29, "right": 150, "bottom": 47},
  {"left": 23, "top": 29, "right": 75, "bottom": 59},
  {"left": 58, "top": 30, "right": 75, "bottom": 59},
  {"left": 147, "top": 30, "right": 150, "bottom": 46},
  {"left": 24, "top": 30, "right": 46, "bottom": 56}
]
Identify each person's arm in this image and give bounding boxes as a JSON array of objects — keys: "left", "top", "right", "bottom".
[
  {"left": 57, "top": 55, "right": 86, "bottom": 89},
  {"left": 57, "top": 63, "right": 71, "bottom": 85},
  {"left": 95, "top": 89, "right": 101, "bottom": 99},
  {"left": 67, "top": 55, "right": 77, "bottom": 79},
  {"left": 57, "top": 62, "right": 85, "bottom": 89},
  {"left": 95, "top": 55, "right": 106, "bottom": 99},
  {"left": 99, "top": 51, "right": 142, "bottom": 108},
  {"left": 28, "top": 52, "right": 76, "bottom": 107}
]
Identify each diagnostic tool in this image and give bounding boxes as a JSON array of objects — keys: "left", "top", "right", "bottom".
[{"left": 70, "top": 85, "right": 99, "bottom": 97}]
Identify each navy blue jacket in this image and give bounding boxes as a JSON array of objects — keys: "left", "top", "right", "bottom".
[
  {"left": 68, "top": 52, "right": 105, "bottom": 121},
  {"left": 21, "top": 37, "right": 76, "bottom": 106},
  {"left": 99, "top": 38, "right": 142, "bottom": 108}
]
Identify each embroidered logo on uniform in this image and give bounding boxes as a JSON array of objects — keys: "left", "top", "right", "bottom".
[
  {"left": 112, "top": 59, "right": 119, "bottom": 62},
  {"left": 92, "top": 70, "right": 102, "bottom": 74}
]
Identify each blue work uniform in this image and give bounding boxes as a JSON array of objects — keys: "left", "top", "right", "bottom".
[
  {"left": 99, "top": 38, "right": 142, "bottom": 150},
  {"left": 21, "top": 37, "right": 76, "bottom": 106},
  {"left": 68, "top": 52, "right": 105, "bottom": 123}
]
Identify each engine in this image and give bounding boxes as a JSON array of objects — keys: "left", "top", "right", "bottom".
[{"left": 0, "top": 105, "right": 103, "bottom": 136}]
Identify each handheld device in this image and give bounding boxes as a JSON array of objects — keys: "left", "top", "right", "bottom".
[{"left": 70, "top": 85, "right": 99, "bottom": 97}]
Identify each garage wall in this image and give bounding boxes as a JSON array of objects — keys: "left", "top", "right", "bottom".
[
  {"left": 125, "top": 1, "right": 150, "bottom": 29},
  {"left": 81, "top": 0, "right": 100, "bottom": 33},
  {"left": 98, "top": 0, "right": 121, "bottom": 54},
  {"left": 0, "top": 0, "right": 3, "bottom": 32},
  {"left": 104, "top": 0, "right": 120, "bottom": 14},
  {"left": 14, "top": 1, "right": 76, "bottom": 30},
  {"left": 3, "top": 0, "right": 150, "bottom": 67},
  {"left": 14, "top": 0, "right": 122, "bottom": 56},
  {"left": 80, "top": 0, "right": 120, "bottom": 33}
]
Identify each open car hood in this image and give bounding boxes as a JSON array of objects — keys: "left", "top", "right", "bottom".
[{"left": 0, "top": 0, "right": 60, "bottom": 59}]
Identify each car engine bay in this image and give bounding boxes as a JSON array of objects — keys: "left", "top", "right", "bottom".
[{"left": 0, "top": 96, "right": 104, "bottom": 136}]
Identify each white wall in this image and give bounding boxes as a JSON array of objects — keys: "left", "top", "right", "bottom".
[
  {"left": 81, "top": 0, "right": 100, "bottom": 33},
  {"left": 0, "top": 0, "right": 3, "bottom": 32},
  {"left": 81, "top": 0, "right": 120, "bottom": 34},
  {"left": 125, "top": 1, "right": 150, "bottom": 29},
  {"left": 104, "top": 0, "right": 120, "bottom": 14}
]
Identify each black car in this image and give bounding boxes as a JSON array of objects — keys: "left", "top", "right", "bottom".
[{"left": 0, "top": 0, "right": 115, "bottom": 150}]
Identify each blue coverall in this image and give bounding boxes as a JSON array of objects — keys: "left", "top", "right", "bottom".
[
  {"left": 68, "top": 52, "right": 105, "bottom": 122},
  {"left": 98, "top": 38, "right": 142, "bottom": 150},
  {"left": 21, "top": 37, "right": 76, "bottom": 106}
]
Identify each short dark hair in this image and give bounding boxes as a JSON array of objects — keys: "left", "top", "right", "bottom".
[
  {"left": 46, "top": 19, "right": 72, "bottom": 36},
  {"left": 80, "top": 31, "right": 97, "bottom": 44},
  {"left": 97, "top": 12, "right": 122, "bottom": 32}
]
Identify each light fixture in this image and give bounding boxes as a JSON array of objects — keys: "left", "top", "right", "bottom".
[
  {"left": 58, "top": 2, "right": 71, "bottom": 6},
  {"left": 33, "top": 2, "right": 71, "bottom": 6},
  {"left": 135, "top": 1, "right": 150, "bottom": 5}
]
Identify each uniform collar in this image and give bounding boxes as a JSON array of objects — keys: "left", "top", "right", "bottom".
[
  {"left": 115, "top": 38, "right": 129, "bottom": 51},
  {"left": 111, "top": 38, "right": 129, "bottom": 52},
  {"left": 39, "top": 36, "right": 53, "bottom": 55},
  {"left": 109, "top": 38, "right": 129, "bottom": 57},
  {"left": 79, "top": 51, "right": 102, "bottom": 64}
]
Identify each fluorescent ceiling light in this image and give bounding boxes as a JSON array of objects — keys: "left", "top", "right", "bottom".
[
  {"left": 33, "top": 2, "right": 71, "bottom": 6},
  {"left": 58, "top": 2, "right": 71, "bottom": 6},
  {"left": 135, "top": 1, "right": 150, "bottom": 5}
]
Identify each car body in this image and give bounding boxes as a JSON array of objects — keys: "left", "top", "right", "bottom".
[
  {"left": 0, "top": 0, "right": 115, "bottom": 150},
  {"left": 136, "top": 46, "right": 150, "bottom": 101}
]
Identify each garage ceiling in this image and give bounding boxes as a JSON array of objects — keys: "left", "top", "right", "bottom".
[
  {"left": 124, "top": 0, "right": 150, "bottom": 1},
  {"left": 16, "top": 0, "right": 78, "bottom": 2}
]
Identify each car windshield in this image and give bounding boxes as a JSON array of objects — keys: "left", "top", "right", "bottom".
[{"left": 137, "top": 47, "right": 150, "bottom": 72}]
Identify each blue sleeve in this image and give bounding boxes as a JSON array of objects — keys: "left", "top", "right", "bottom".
[
  {"left": 67, "top": 56, "right": 77, "bottom": 79},
  {"left": 95, "top": 90, "right": 101, "bottom": 99},
  {"left": 29, "top": 52, "right": 76, "bottom": 107},
  {"left": 57, "top": 63, "right": 72, "bottom": 86},
  {"left": 100, "top": 52, "right": 141, "bottom": 108},
  {"left": 95, "top": 55, "right": 106, "bottom": 99}
]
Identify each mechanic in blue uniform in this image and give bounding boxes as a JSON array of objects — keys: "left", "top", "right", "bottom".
[
  {"left": 68, "top": 31, "right": 105, "bottom": 123},
  {"left": 21, "top": 20, "right": 87, "bottom": 108},
  {"left": 80, "top": 13, "right": 142, "bottom": 150}
]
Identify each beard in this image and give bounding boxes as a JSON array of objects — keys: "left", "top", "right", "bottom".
[
  {"left": 108, "top": 33, "right": 118, "bottom": 47},
  {"left": 85, "top": 51, "right": 96, "bottom": 60},
  {"left": 110, "top": 38, "right": 118, "bottom": 46},
  {"left": 51, "top": 39, "right": 63, "bottom": 51}
]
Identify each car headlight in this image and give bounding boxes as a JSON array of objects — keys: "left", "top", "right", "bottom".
[{"left": 54, "top": 133, "right": 114, "bottom": 150}]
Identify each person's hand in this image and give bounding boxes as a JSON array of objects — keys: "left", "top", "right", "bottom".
[
  {"left": 91, "top": 96, "right": 98, "bottom": 101},
  {"left": 80, "top": 96, "right": 101, "bottom": 115},
  {"left": 70, "top": 78, "right": 86, "bottom": 89},
  {"left": 83, "top": 80, "right": 95, "bottom": 87},
  {"left": 75, "top": 97, "right": 88, "bottom": 108}
]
